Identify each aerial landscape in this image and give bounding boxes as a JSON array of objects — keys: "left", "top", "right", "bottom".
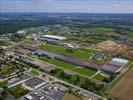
[{"left": 0, "top": 0, "right": 133, "bottom": 100}]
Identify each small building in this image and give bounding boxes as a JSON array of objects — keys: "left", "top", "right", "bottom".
[
  {"left": 39, "top": 66, "right": 56, "bottom": 73},
  {"left": 17, "top": 30, "right": 25, "bottom": 34}
]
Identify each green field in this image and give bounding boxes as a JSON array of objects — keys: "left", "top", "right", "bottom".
[
  {"left": 93, "top": 73, "right": 105, "bottom": 81},
  {"left": 0, "top": 80, "right": 8, "bottom": 88},
  {"left": 40, "top": 43, "right": 93, "bottom": 60},
  {"left": 23, "top": 39, "right": 37, "bottom": 45},
  {"left": 39, "top": 56, "right": 96, "bottom": 76},
  {"left": 73, "top": 68, "right": 96, "bottom": 76},
  {"left": 0, "top": 66, "right": 9, "bottom": 73},
  {"left": 30, "top": 69, "right": 39, "bottom": 76},
  {"left": 84, "top": 27, "right": 114, "bottom": 33},
  {"left": 7, "top": 85, "right": 29, "bottom": 98}
]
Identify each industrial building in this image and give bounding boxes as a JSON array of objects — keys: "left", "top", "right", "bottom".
[
  {"left": 6, "top": 74, "right": 31, "bottom": 89},
  {"left": 19, "top": 44, "right": 129, "bottom": 74},
  {"left": 101, "top": 58, "right": 128, "bottom": 73},
  {"left": 40, "top": 35, "right": 66, "bottom": 44},
  {"left": 20, "top": 45, "right": 101, "bottom": 71},
  {"left": 25, "top": 77, "right": 46, "bottom": 89}
]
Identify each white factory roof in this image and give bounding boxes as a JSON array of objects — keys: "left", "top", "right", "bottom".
[
  {"left": 42, "top": 35, "right": 66, "bottom": 40},
  {"left": 112, "top": 58, "right": 129, "bottom": 65},
  {"left": 17, "top": 30, "right": 25, "bottom": 34},
  {"left": 24, "top": 95, "right": 33, "bottom": 100}
]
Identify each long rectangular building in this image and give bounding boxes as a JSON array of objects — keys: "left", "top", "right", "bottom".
[
  {"left": 20, "top": 45, "right": 101, "bottom": 71},
  {"left": 20, "top": 45, "right": 128, "bottom": 73}
]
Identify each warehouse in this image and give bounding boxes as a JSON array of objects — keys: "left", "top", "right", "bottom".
[
  {"left": 109, "top": 58, "right": 129, "bottom": 67},
  {"left": 6, "top": 74, "right": 31, "bottom": 89},
  {"left": 40, "top": 35, "right": 66, "bottom": 43},
  {"left": 35, "top": 50, "right": 101, "bottom": 70},
  {"left": 20, "top": 45, "right": 101, "bottom": 71},
  {"left": 101, "top": 58, "right": 128, "bottom": 73},
  {"left": 25, "top": 77, "right": 46, "bottom": 89}
]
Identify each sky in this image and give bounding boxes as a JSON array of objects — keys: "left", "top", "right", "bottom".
[{"left": 0, "top": 0, "right": 133, "bottom": 13}]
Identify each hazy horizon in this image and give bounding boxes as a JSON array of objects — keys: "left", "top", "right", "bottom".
[{"left": 0, "top": 0, "right": 133, "bottom": 13}]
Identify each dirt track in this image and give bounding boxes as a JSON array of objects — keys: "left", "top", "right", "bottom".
[{"left": 110, "top": 69, "right": 133, "bottom": 100}]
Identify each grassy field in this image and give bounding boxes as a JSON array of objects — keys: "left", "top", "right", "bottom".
[
  {"left": 73, "top": 68, "right": 96, "bottom": 76},
  {"left": 30, "top": 69, "right": 39, "bottom": 76},
  {"left": 0, "top": 80, "right": 8, "bottom": 88},
  {"left": 84, "top": 27, "right": 114, "bottom": 33},
  {"left": 23, "top": 39, "right": 37, "bottom": 45},
  {"left": 40, "top": 43, "right": 93, "bottom": 60},
  {"left": 62, "top": 93, "right": 81, "bottom": 100},
  {"left": 93, "top": 73, "right": 105, "bottom": 81},
  {"left": 0, "top": 66, "right": 9, "bottom": 73},
  {"left": 7, "top": 85, "right": 30, "bottom": 98},
  {"left": 39, "top": 56, "right": 96, "bottom": 76}
]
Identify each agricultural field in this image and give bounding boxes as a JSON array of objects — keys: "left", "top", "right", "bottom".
[
  {"left": 84, "top": 27, "right": 114, "bottom": 33},
  {"left": 110, "top": 69, "right": 133, "bottom": 100}
]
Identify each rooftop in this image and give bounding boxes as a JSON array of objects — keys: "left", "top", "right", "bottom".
[
  {"left": 112, "top": 58, "right": 128, "bottom": 65},
  {"left": 42, "top": 35, "right": 66, "bottom": 40},
  {"left": 25, "top": 77, "right": 45, "bottom": 89}
]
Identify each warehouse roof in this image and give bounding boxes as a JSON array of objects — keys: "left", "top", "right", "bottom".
[
  {"left": 110, "top": 58, "right": 129, "bottom": 66},
  {"left": 42, "top": 35, "right": 66, "bottom": 40},
  {"left": 101, "top": 64, "right": 121, "bottom": 73},
  {"left": 25, "top": 77, "right": 45, "bottom": 89},
  {"left": 112, "top": 58, "right": 128, "bottom": 64}
]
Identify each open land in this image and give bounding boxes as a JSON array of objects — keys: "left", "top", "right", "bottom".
[
  {"left": 110, "top": 69, "right": 133, "bottom": 100},
  {"left": 62, "top": 93, "right": 81, "bottom": 100}
]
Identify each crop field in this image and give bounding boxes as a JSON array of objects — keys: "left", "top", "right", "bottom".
[
  {"left": 40, "top": 43, "right": 94, "bottom": 60},
  {"left": 110, "top": 69, "right": 133, "bottom": 100}
]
